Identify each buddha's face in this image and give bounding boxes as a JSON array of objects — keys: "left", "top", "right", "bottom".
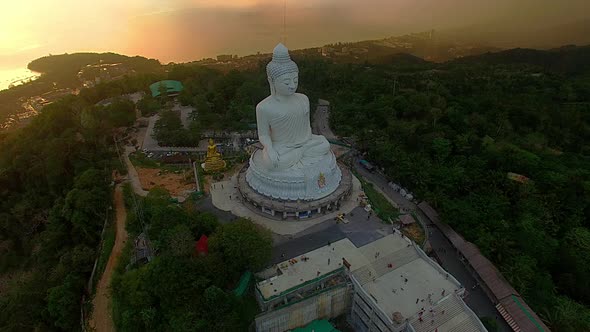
[{"left": 273, "top": 72, "right": 298, "bottom": 96}]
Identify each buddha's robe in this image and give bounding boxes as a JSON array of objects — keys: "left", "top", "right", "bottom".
[{"left": 256, "top": 93, "right": 330, "bottom": 171}]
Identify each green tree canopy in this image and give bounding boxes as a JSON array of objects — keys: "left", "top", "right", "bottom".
[{"left": 209, "top": 218, "right": 272, "bottom": 273}]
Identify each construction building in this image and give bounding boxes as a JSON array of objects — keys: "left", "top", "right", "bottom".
[{"left": 255, "top": 233, "right": 487, "bottom": 332}]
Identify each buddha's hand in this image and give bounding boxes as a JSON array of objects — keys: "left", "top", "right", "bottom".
[{"left": 268, "top": 148, "right": 280, "bottom": 168}]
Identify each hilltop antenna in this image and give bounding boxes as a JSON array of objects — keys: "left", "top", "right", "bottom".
[{"left": 282, "top": 0, "right": 287, "bottom": 45}]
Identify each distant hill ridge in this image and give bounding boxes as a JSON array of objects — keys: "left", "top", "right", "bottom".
[
  {"left": 28, "top": 52, "right": 160, "bottom": 75},
  {"left": 312, "top": 30, "right": 498, "bottom": 63},
  {"left": 26, "top": 41, "right": 590, "bottom": 76},
  {"left": 449, "top": 44, "right": 590, "bottom": 74},
  {"left": 379, "top": 53, "right": 430, "bottom": 66}
]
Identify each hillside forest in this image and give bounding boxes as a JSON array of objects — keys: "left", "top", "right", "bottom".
[{"left": 0, "top": 45, "right": 589, "bottom": 331}]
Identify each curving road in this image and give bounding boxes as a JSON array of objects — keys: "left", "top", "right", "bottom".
[{"left": 312, "top": 103, "right": 337, "bottom": 141}]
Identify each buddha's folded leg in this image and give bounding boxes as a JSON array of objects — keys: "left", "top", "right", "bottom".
[
  {"left": 302, "top": 135, "right": 331, "bottom": 157},
  {"left": 275, "top": 146, "right": 305, "bottom": 170},
  {"left": 258, "top": 148, "right": 274, "bottom": 170}
]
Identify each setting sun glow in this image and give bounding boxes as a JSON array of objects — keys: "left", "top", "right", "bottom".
[{"left": 1, "top": 0, "right": 589, "bottom": 69}]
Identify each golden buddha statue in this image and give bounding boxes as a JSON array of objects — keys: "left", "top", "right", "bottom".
[{"left": 202, "top": 138, "right": 226, "bottom": 172}]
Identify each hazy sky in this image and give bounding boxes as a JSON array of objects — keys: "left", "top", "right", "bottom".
[{"left": 1, "top": 0, "right": 588, "bottom": 69}]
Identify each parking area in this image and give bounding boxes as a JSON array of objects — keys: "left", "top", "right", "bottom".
[
  {"left": 269, "top": 207, "right": 394, "bottom": 265},
  {"left": 340, "top": 207, "right": 394, "bottom": 247}
]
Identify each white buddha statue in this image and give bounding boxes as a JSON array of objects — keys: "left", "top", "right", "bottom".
[{"left": 246, "top": 44, "right": 342, "bottom": 201}]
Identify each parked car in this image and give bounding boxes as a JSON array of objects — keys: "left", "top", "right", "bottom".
[{"left": 359, "top": 159, "right": 375, "bottom": 172}]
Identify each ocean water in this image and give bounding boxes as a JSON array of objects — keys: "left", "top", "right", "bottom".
[{"left": 0, "top": 67, "right": 41, "bottom": 91}]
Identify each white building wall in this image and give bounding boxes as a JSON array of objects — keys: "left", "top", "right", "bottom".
[{"left": 255, "top": 285, "right": 351, "bottom": 332}]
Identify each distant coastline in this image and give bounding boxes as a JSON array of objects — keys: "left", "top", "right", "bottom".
[{"left": 0, "top": 67, "right": 41, "bottom": 92}]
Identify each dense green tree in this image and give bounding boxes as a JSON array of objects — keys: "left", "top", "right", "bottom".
[
  {"left": 319, "top": 52, "right": 590, "bottom": 331},
  {"left": 545, "top": 295, "right": 590, "bottom": 332},
  {"left": 0, "top": 87, "right": 120, "bottom": 330},
  {"left": 209, "top": 218, "right": 272, "bottom": 273},
  {"left": 187, "top": 211, "right": 220, "bottom": 237},
  {"left": 555, "top": 228, "right": 590, "bottom": 303},
  {"left": 46, "top": 274, "right": 84, "bottom": 330},
  {"left": 158, "top": 83, "right": 168, "bottom": 103},
  {"left": 100, "top": 98, "right": 136, "bottom": 127},
  {"left": 0, "top": 271, "right": 49, "bottom": 331},
  {"left": 153, "top": 110, "right": 200, "bottom": 147},
  {"left": 3, "top": 45, "right": 590, "bottom": 332},
  {"left": 163, "top": 224, "right": 195, "bottom": 257},
  {"left": 137, "top": 94, "right": 161, "bottom": 116},
  {"left": 111, "top": 266, "right": 156, "bottom": 331}
]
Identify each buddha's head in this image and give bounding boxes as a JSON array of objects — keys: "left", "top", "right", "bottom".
[{"left": 266, "top": 43, "right": 299, "bottom": 97}]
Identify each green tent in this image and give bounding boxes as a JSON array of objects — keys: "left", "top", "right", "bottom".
[
  {"left": 233, "top": 271, "right": 252, "bottom": 297},
  {"left": 292, "top": 319, "right": 340, "bottom": 332}
]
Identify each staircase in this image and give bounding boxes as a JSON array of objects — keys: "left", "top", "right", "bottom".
[
  {"left": 496, "top": 303, "right": 521, "bottom": 332},
  {"left": 410, "top": 295, "right": 468, "bottom": 332}
]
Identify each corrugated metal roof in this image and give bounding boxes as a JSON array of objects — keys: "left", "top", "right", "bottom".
[
  {"left": 500, "top": 295, "right": 551, "bottom": 332},
  {"left": 461, "top": 242, "right": 516, "bottom": 301},
  {"left": 417, "top": 202, "right": 465, "bottom": 249}
]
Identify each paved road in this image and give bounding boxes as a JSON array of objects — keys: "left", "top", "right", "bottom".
[
  {"left": 270, "top": 207, "right": 393, "bottom": 265},
  {"left": 195, "top": 196, "right": 238, "bottom": 224},
  {"left": 352, "top": 157, "right": 416, "bottom": 212},
  {"left": 427, "top": 226, "right": 509, "bottom": 330},
  {"left": 271, "top": 223, "right": 345, "bottom": 265},
  {"left": 194, "top": 193, "right": 393, "bottom": 267},
  {"left": 315, "top": 102, "right": 511, "bottom": 331},
  {"left": 312, "top": 104, "right": 337, "bottom": 141}
]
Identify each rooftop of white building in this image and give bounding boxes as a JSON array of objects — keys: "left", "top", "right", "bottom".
[{"left": 257, "top": 231, "right": 486, "bottom": 331}]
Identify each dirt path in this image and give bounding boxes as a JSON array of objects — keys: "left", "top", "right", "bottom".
[
  {"left": 89, "top": 185, "right": 128, "bottom": 332},
  {"left": 123, "top": 146, "right": 148, "bottom": 197}
]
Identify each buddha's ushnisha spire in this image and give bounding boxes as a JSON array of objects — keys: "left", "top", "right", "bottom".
[{"left": 266, "top": 43, "right": 298, "bottom": 82}]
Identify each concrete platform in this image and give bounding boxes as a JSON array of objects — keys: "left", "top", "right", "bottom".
[
  {"left": 210, "top": 166, "right": 364, "bottom": 235},
  {"left": 239, "top": 162, "right": 352, "bottom": 219}
]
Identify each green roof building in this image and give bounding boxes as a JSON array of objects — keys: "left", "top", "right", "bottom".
[
  {"left": 292, "top": 320, "right": 340, "bottom": 332},
  {"left": 150, "top": 80, "right": 184, "bottom": 98}
]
